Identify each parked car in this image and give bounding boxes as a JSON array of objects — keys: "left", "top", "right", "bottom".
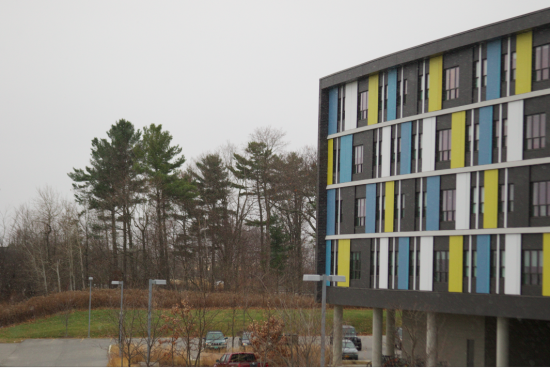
[
  {"left": 214, "top": 352, "right": 267, "bottom": 367},
  {"left": 395, "top": 327, "right": 403, "bottom": 350},
  {"left": 342, "top": 339, "right": 359, "bottom": 360},
  {"left": 204, "top": 330, "right": 228, "bottom": 350},
  {"left": 240, "top": 331, "right": 252, "bottom": 347},
  {"left": 331, "top": 325, "right": 362, "bottom": 350}
]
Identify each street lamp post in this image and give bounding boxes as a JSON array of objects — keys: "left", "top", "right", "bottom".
[
  {"left": 88, "top": 277, "right": 93, "bottom": 338},
  {"left": 112, "top": 281, "right": 124, "bottom": 367},
  {"left": 147, "top": 279, "right": 166, "bottom": 365},
  {"left": 303, "top": 274, "right": 345, "bottom": 367}
]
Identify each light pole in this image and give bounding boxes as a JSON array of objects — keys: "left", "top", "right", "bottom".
[
  {"left": 88, "top": 277, "right": 93, "bottom": 338},
  {"left": 112, "top": 281, "right": 124, "bottom": 367},
  {"left": 303, "top": 274, "right": 345, "bottom": 367},
  {"left": 147, "top": 279, "right": 166, "bottom": 364}
]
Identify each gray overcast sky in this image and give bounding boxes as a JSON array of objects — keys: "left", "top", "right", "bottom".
[{"left": 1, "top": 1, "right": 548, "bottom": 212}]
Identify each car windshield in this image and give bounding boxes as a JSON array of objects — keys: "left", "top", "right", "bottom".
[
  {"left": 242, "top": 332, "right": 251, "bottom": 340},
  {"left": 343, "top": 327, "right": 356, "bottom": 337},
  {"left": 206, "top": 332, "right": 224, "bottom": 340},
  {"left": 343, "top": 340, "right": 355, "bottom": 349}
]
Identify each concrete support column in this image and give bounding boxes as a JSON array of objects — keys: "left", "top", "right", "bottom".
[
  {"left": 496, "top": 317, "right": 509, "bottom": 367},
  {"left": 386, "top": 309, "right": 395, "bottom": 357},
  {"left": 333, "top": 305, "right": 343, "bottom": 367},
  {"left": 372, "top": 308, "right": 383, "bottom": 367},
  {"left": 426, "top": 312, "right": 437, "bottom": 367}
]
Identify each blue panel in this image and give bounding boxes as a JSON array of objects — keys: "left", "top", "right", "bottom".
[
  {"left": 387, "top": 69, "right": 398, "bottom": 121},
  {"left": 426, "top": 176, "right": 440, "bottom": 231},
  {"left": 398, "top": 237, "right": 410, "bottom": 290},
  {"left": 340, "top": 135, "right": 353, "bottom": 183},
  {"left": 365, "top": 184, "right": 377, "bottom": 233},
  {"left": 328, "top": 88, "right": 338, "bottom": 135},
  {"left": 486, "top": 39, "right": 502, "bottom": 101},
  {"left": 400, "top": 122, "right": 412, "bottom": 175},
  {"left": 326, "top": 189, "right": 335, "bottom": 235},
  {"left": 325, "top": 240, "right": 332, "bottom": 286},
  {"left": 476, "top": 235, "right": 491, "bottom": 294},
  {"left": 479, "top": 106, "right": 493, "bottom": 165}
]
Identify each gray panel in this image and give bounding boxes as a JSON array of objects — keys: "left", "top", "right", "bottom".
[
  {"left": 442, "top": 47, "right": 475, "bottom": 108},
  {"left": 507, "top": 166, "right": 530, "bottom": 228},
  {"left": 524, "top": 95, "right": 550, "bottom": 160},
  {"left": 401, "top": 179, "right": 417, "bottom": 232},
  {"left": 326, "top": 287, "right": 550, "bottom": 321},
  {"left": 340, "top": 186, "right": 355, "bottom": 234}
]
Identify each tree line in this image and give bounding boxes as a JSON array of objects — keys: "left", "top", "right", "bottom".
[{"left": 0, "top": 120, "right": 317, "bottom": 302}]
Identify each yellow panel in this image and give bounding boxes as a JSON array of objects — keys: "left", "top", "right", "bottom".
[
  {"left": 384, "top": 181, "right": 395, "bottom": 233},
  {"left": 448, "top": 236, "right": 463, "bottom": 293},
  {"left": 516, "top": 31, "right": 533, "bottom": 95},
  {"left": 337, "top": 239, "right": 350, "bottom": 287},
  {"left": 428, "top": 55, "right": 443, "bottom": 112},
  {"left": 544, "top": 234, "right": 550, "bottom": 296},
  {"left": 368, "top": 74, "right": 379, "bottom": 125},
  {"left": 484, "top": 170, "right": 499, "bottom": 229},
  {"left": 327, "top": 139, "right": 333, "bottom": 185},
  {"left": 451, "top": 111, "right": 466, "bottom": 169}
]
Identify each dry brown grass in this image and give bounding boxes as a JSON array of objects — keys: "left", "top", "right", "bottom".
[
  {"left": 0, "top": 289, "right": 315, "bottom": 328},
  {"left": 107, "top": 344, "right": 227, "bottom": 367}
]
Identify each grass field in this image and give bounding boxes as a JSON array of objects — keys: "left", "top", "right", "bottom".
[{"left": 0, "top": 308, "right": 399, "bottom": 340}]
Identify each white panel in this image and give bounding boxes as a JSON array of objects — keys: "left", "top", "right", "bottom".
[
  {"left": 505, "top": 234, "right": 521, "bottom": 295},
  {"left": 344, "top": 82, "right": 358, "bottom": 131},
  {"left": 419, "top": 236, "right": 434, "bottom": 291},
  {"left": 507, "top": 100, "right": 524, "bottom": 162},
  {"left": 455, "top": 173, "right": 471, "bottom": 230},
  {"left": 379, "top": 238, "right": 389, "bottom": 289},
  {"left": 381, "top": 126, "right": 392, "bottom": 177},
  {"left": 422, "top": 117, "right": 436, "bottom": 172}
]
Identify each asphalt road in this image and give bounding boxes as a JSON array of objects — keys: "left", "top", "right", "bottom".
[
  {"left": 0, "top": 335, "right": 396, "bottom": 366},
  {"left": 0, "top": 338, "right": 113, "bottom": 367}
]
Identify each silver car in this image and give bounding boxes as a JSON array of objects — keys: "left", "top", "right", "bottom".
[{"left": 342, "top": 339, "right": 359, "bottom": 360}]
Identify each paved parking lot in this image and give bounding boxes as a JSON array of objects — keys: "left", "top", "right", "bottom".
[
  {"left": 0, "top": 338, "right": 112, "bottom": 367},
  {"left": 0, "top": 335, "right": 396, "bottom": 366}
]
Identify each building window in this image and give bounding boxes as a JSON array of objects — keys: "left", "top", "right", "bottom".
[
  {"left": 336, "top": 199, "right": 343, "bottom": 223},
  {"left": 502, "top": 53, "right": 517, "bottom": 81},
  {"left": 522, "top": 250, "right": 543, "bottom": 285},
  {"left": 398, "top": 79, "right": 408, "bottom": 105},
  {"left": 359, "top": 91, "right": 368, "bottom": 121},
  {"left": 472, "top": 187, "right": 485, "bottom": 214},
  {"left": 535, "top": 44, "right": 550, "bottom": 81},
  {"left": 491, "top": 249, "right": 506, "bottom": 278},
  {"left": 391, "top": 128, "right": 401, "bottom": 164},
  {"left": 337, "top": 86, "right": 345, "bottom": 132},
  {"left": 508, "top": 184, "right": 514, "bottom": 212},
  {"left": 441, "top": 189, "right": 456, "bottom": 221},
  {"left": 353, "top": 145, "right": 364, "bottom": 174},
  {"left": 437, "top": 129, "right": 451, "bottom": 161},
  {"left": 434, "top": 250, "right": 449, "bottom": 282},
  {"left": 525, "top": 113, "right": 546, "bottom": 150},
  {"left": 412, "top": 131, "right": 423, "bottom": 160},
  {"left": 464, "top": 250, "right": 477, "bottom": 279},
  {"left": 474, "top": 60, "right": 480, "bottom": 88},
  {"left": 444, "top": 67, "right": 459, "bottom": 100},
  {"left": 499, "top": 184, "right": 514, "bottom": 212},
  {"left": 350, "top": 252, "right": 361, "bottom": 280},
  {"left": 395, "top": 193, "right": 405, "bottom": 219},
  {"left": 532, "top": 181, "right": 550, "bottom": 217},
  {"left": 502, "top": 118, "right": 508, "bottom": 148},
  {"left": 494, "top": 119, "right": 509, "bottom": 150},
  {"left": 370, "top": 247, "right": 380, "bottom": 288},
  {"left": 389, "top": 248, "right": 399, "bottom": 286},
  {"left": 355, "top": 198, "right": 366, "bottom": 227},
  {"left": 409, "top": 248, "right": 420, "bottom": 278}
]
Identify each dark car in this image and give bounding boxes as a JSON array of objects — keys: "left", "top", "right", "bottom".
[
  {"left": 330, "top": 325, "right": 362, "bottom": 351},
  {"left": 214, "top": 352, "right": 266, "bottom": 367}
]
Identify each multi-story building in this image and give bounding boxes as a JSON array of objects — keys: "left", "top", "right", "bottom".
[{"left": 317, "top": 8, "right": 550, "bottom": 367}]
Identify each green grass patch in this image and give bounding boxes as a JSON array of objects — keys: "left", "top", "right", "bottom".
[{"left": 0, "top": 308, "right": 400, "bottom": 340}]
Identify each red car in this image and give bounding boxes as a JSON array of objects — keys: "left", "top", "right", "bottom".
[{"left": 214, "top": 352, "right": 267, "bottom": 367}]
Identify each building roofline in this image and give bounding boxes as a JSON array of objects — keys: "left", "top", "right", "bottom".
[{"left": 320, "top": 7, "right": 550, "bottom": 89}]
